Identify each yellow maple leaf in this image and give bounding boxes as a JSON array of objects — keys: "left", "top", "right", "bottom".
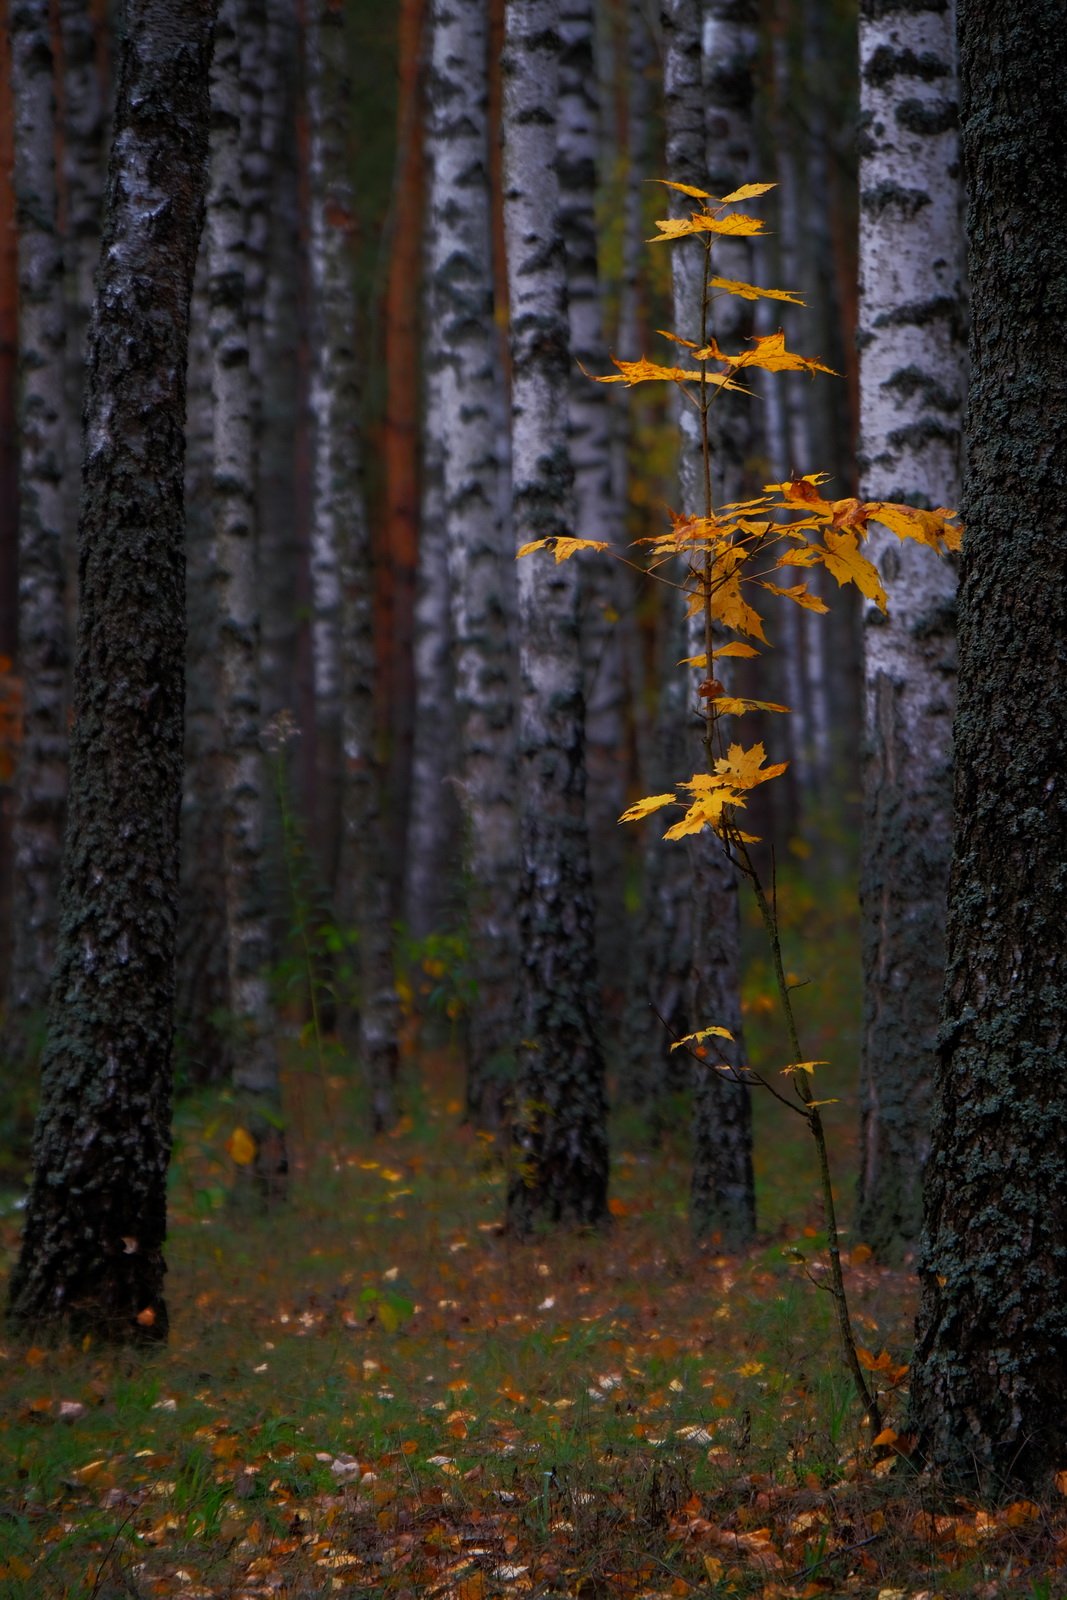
[
  {"left": 711, "top": 695, "right": 791, "bottom": 715},
  {"left": 663, "top": 798, "right": 726, "bottom": 840},
  {"left": 717, "top": 181, "right": 776, "bottom": 204},
  {"left": 756, "top": 579, "right": 830, "bottom": 613},
  {"left": 593, "top": 355, "right": 747, "bottom": 391},
  {"left": 715, "top": 742, "right": 789, "bottom": 790},
  {"left": 618, "top": 792, "right": 678, "bottom": 823},
  {"left": 781, "top": 1060, "right": 826, "bottom": 1075},
  {"left": 697, "top": 330, "right": 836, "bottom": 376},
  {"left": 710, "top": 572, "right": 768, "bottom": 641},
  {"left": 654, "top": 327, "right": 699, "bottom": 348},
  {"left": 516, "top": 536, "right": 611, "bottom": 563},
  {"left": 651, "top": 178, "right": 712, "bottom": 199},
  {"left": 820, "top": 528, "right": 887, "bottom": 610},
  {"left": 709, "top": 274, "right": 803, "bottom": 305},
  {"left": 649, "top": 211, "right": 766, "bottom": 242},
  {"left": 671, "top": 1024, "right": 735, "bottom": 1051},
  {"left": 227, "top": 1126, "right": 256, "bottom": 1166},
  {"left": 866, "top": 500, "right": 962, "bottom": 554},
  {"left": 680, "top": 642, "right": 761, "bottom": 667}
]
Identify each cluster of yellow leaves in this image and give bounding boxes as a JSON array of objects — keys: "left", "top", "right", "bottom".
[
  {"left": 620, "top": 742, "right": 787, "bottom": 843},
  {"left": 517, "top": 177, "right": 962, "bottom": 848}
]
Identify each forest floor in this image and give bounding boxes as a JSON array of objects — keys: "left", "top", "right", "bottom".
[{"left": 1, "top": 864, "right": 1066, "bottom": 1599}]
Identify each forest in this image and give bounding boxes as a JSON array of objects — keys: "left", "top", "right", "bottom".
[{"left": 0, "top": 0, "right": 1064, "bottom": 1595}]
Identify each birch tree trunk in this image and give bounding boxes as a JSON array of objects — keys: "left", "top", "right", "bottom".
[
  {"left": 307, "top": 0, "right": 399, "bottom": 1133},
  {"left": 8, "top": 0, "right": 216, "bottom": 1342},
  {"left": 426, "top": 0, "right": 519, "bottom": 1123},
  {"left": 176, "top": 234, "right": 229, "bottom": 1086},
  {"left": 910, "top": 0, "right": 1067, "bottom": 1488},
  {"left": 305, "top": 6, "right": 345, "bottom": 894},
  {"left": 4, "top": 0, "right": 69, "bottom": 1073},
  {"left": 57, "top": 0, "right": 106, "bottom": 611},
  {"left": 661, "top": 0, "right": 754, "bottom": 1247},
  {"left": 404, "top": 375, "right": 456, "bottom": 943},
  {"left": 256, "top": 0, "right": 301, "bottom": 724},
  {"left": 559, "top": 0, "right": 629, "bottom": 1008},
  {"left": 503, "top": 0, "right": 608, "bottom": 1232},
  {"left": 208, "top": 0, "right": 285, "bottom": 1198},
  {"left": 856, "top": 0, "right": 964, "bottom": 1259}
]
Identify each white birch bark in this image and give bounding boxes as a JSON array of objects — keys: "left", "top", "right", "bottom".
[
  {"left": 404, "top": 379, "right": 457, "bottom": 942},
  {"left": 656, "top": 0, "right": 754, "bottom": 1246},
  {"left": 559, "top": 0, "right": 629, "bottom": 1003},
  {"left": 256, "top": 0, "right": 301, "bottom": 723},
  {"left": 857, "top": 0, "right": 964, "bottom": 1257},
  {"left": 426, "top": 0, "right": 519, "bottom": 1122},
  {"left": 208, "top": 0, "right": 285, "bottom": 1197},
  {"left": 177, "top": 229, "right": 229, "bottom": 1086},
  {"left": 307, "top": 0, "right": 399, "bottom": 1133},
  {"left": 306, "top": 4, "right": 346, "bottom": 887},
  {"left": 4, "top": 0, "right": 68, "bottom": 1065},
  {"left": 503, "top": 0, "right": 608, "bottom": 1231},
  {"left": 56, "top": 0, "right": 105, "bottom": 647},
  {"left": 770, "top": 22, "right": 831, "bottom": 803}
]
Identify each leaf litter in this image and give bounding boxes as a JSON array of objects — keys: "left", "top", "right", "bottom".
[{"left": 2, "top": 1016, "right": 1066, "bottom": 1597}]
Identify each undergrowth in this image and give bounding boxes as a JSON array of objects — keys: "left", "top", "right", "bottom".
[{"left": 0, "top": 869, "right": 1064, "bottom": 1597}]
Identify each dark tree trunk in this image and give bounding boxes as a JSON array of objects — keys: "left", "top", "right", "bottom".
[
  {"left": 909, "top": 0, "right": 1067, "bottom": 1490},
  {"left": 503, "top": 0, "right": 608, "bottom": 1234},
  {"left": 7, "top": 0, "right": 216, "bottom": 1343}
]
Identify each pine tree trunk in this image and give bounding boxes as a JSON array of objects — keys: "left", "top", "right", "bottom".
[
  {"left": 425, "top": 0, "right": 519, "bottom": 1123},
  {"left": 909, "top": 0, "right": 1067, "bottom": 1489},
  {"left": 4, "top": 0, "right": 69, "bottom": 1073},
  {"left": 208, "top": 0, "right": 285, "bottom": 1198},
  {"left": 855, "top": 0, "right": 963, "bottom": 1260},
  {"left": 503, "top": 0, "right": 608, "bottom": 1232},
  {"left": 7, "top": 0, "right": 216, "bottom": 1343}
]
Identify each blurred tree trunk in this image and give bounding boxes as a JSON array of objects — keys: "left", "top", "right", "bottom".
[
  {"left": 503, "top": 0, "right": 608, "bottom": 1233},
  {"left": 381, "top": 0, "right": 423, "bottom": 875},
  {"left": 559, "top": 0, "right": 629, "bottom": 1016},
  {"left": 618, "top": 0, "right": 692, "bottom": 1121},
  {"left": 208, "top": 0, "right": 285, "bottom": 1198},
  {"left": 57, "top": 0, "right": 106, "bottom": 632},
  {"left": 305, "top": 2, "right": 345, "bottom": 895},
  {"left": 3, "top": 0, "right": 69, "bottom": 1076},
  {"left": 7, "top": 0, "right": 216, "bottom": 1343},
  {"left": 404, "top": 353, "right": 456, "bottom": 942},
  {"left": 0, "top": 6, "right": 18, "bottom": 1000},
  {"left": 176, "top": 234, "right": 229, "bottom": 1087},
  {"left": 307, "top": 0, "right": 399, "bottom": 1133},
  {"left": 910, "top": 0, "right": 1067, "bottom": 1489},
  {"left": 426, "top": 0, "right": 518, "bottom": 1124},
  {"left": 659, "top": 0, "right": 754, "bottom": 1248},
  {"left": 856, "top": 0, "right": 963, "bottom": 1259},
  {"left": 256, "top": 0, "right": 301, "bottom": 725}
]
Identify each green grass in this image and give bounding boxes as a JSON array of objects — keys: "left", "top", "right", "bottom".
[{"left": 0, "top": 864, "right": 1063, "bottom": 1597}]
